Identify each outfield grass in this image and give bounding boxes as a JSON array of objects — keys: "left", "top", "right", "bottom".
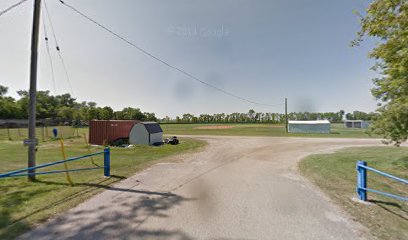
[
  {"left": 0, "top": 136, "right": 206, "bottom": 239},
  {"left": 161, "top": 123, "right": 376, "bottom": 138},
  {"left": 0, "top": 123, "right": 376, "bottom": 141},
  {"left": 299, "top": 147, "right": 408, "bottom": 240}
]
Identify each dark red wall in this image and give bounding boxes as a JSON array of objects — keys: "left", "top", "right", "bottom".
[{"left": 89, "top": 120, "right": 139, "bottom": 145}]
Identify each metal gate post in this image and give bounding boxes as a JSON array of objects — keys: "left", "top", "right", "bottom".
[
  {"left": 356, "top": 161, "right": 367, "bottom": 201},
  {"left": 104, "top": 148, "right": 110, "bottom": 177}
]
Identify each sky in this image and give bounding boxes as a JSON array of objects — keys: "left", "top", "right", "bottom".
[{"left": 0, "top": 0, "right": 379, "bottom": 118}]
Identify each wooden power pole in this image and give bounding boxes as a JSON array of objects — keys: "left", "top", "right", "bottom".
[
  {"left": 285, "top": 98, "right": 288, "bottom": 133},
  {"left": 27, "top": 0, "right": 42, "bottom": 181}
]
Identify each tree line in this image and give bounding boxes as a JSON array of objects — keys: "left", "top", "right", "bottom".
[
  {"left": 0, "top": 85, "right": 375, "bottom": 125},
  {"left": 161, "top": 109, "right": 375, "bottom": 124},
  {"left": 0, "top": 85, "right": 157, "bottom": 124},
  {"left": 1, "top": 84, "right": 377, "bottom": 126}
]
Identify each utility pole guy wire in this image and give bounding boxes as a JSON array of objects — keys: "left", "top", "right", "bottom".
[{"left": 0, "top": 0, "right": 28, "bottom": 17}]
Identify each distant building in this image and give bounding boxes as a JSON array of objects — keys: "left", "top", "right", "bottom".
[
  {"left": 344, "top": 120, "right": 370, "bottom": 129},
  {"left": 288, "top": 120, "right": 331, "bottom": 134},
  {"left": 129, "top": 122, "right": 163, "bottom": 145}
]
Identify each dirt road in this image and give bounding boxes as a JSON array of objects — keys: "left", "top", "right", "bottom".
[{"left": 20, "top": 136, "right": 383, "bottom": 240}]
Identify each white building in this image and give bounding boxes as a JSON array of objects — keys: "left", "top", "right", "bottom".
[
  {"left": 129, "top": 122, "right": 163, "bottom": 145},
  {"left": 344, "top": 120, "right": 370, "bottom": 129},
  {"left": 288, "top": 120, "right": 331, "bottom": 134}
]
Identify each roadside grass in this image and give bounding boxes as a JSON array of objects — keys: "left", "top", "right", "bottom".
[
  {"left": 0, "top": 136, "right": 206, "bottom": 239},
  {"left": 162, "top": 123, "right": 376, "bottom": 138},
  {"left": 299, "top": 147, "right": 408, "bottom": 240}
]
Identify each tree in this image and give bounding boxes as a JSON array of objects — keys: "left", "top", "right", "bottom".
[
  {"left": 0, "top": 85, "right": 22, "bottom": 118},
  {"left": 0, "top": 84, "right": 158, "bottom": 124},
  {"left": 118, "top": 107, "right": 145, "bottom": 120},
  {"left": 0, "top": 97, "right": 22, "bottom": 119},
  {"left": 0, "top": 85, "right": 8, "bottom": 97},
  {"left": 370, "top": 102, "right": 408, "bottom": 145},
  {"left": 87, "top": 102, "right": 97, "bottom": 108},
  {"left": 100, "top": 106, "right": 114, "bottom": 120},
  {"left": 144, "top": 112, "right": 157, "bottom": 121},
  {"left": 163, "top": 116, "right": 171, "bottom": 123},
  {"left": 182, "top": 113, "right": 194, "bottom": 123},
  {"left": 354, "top": 0, "right": 408, "bottom": 145},
  {"left": 338, "top": 110, "right": 345, "bottom": 121},
  {"left": 57, "top": 106, "right": 74, "bottom": 121},
  {"left": 56, "top": 94, "right": 76, "bottom": 108},
  {"left": 88, "top": 107, "right": 100, "bottom": 120},
  {"left": 248, "top": 109, "right": 256, "bottom": 122}
]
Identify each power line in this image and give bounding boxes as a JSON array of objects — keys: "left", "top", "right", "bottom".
[
  {"left": 43, "top": 0, "right": 74, "bottom": 95},
  {"left": 41, "top": 6, "right": 57, "bottom": 94},
  {"left": 0, "top": 0, "right": 28, "bottom": 18},
  {"left": 57, "top": 0, "right": 283, "bottom": 107}
]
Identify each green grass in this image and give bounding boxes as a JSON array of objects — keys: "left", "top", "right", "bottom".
[
  {"left": 0, "top": 136, "right": 206, "bottom": 239},
  {"left": 0, "top": 126, "right": 82, "bottom": 141},
  {"left": 161, "top": 123, "right": 376, "bottom": 138},
  {"left": 0, "top": 123, "right": 379, "bottom": 238},
  {"left": 299, "top": 147, "right": 408, "bottom": 240},
  {"left": 0, "top": 123, "right": 376, "bottom": 141}
]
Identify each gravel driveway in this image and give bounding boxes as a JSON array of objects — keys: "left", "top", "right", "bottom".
[{"left": 20, "top": 136, "right": 383, "bottom": 240}]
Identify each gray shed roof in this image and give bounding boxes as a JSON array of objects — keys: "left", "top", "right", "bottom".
[
  {"left": 142, "top": 122, "right": 163, "bottom": 134},
  {"left": 288, "top": 120, "right": 330, "bottom": 124}
]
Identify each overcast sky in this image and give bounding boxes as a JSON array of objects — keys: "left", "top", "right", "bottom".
[{"left": 0, "top": 0, "right": 378, "bottom": 117}]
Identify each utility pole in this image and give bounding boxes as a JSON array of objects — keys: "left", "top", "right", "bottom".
[
  {"left": 285, "top": 98, "right": 288, "bottom": 133},
  {"left": 27, "top": 0, "right": 42, "bottom": 181}
]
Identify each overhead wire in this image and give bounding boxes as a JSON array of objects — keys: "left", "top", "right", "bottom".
[
  {"left": 43, "top": 0, "right": 74, "bottom": 95},
  {"left": 41, "top": 5, "right": 57, "bottom": 94},
  {"left": 0, "top": 0, "right": 28, "bottom": 18},
  {"left": 57, "top": 0, "right": 284, "bottom": 107}
]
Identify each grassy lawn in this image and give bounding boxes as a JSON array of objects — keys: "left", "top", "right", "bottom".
[
  {"left": 162, "top": 123, "right": 376, "bottom": 138},
  {"left": 0, "top": 126, "right": 81, "bottom": 141},
  {"left": 0, "top": 123, "right": 376, "bottom": 141},
  {"left": 0, "top": 136, "right": 206, "bottom": 239},
  {"left": 299, "top": 147, "right": 408, "bottom": 240},
  {"left": 0, "top": 124, "right": 380, "bottom": 238}
]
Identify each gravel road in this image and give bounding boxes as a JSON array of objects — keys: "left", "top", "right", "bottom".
[{"left": 20, "top": 136, "right": 383, "bottom": 240}]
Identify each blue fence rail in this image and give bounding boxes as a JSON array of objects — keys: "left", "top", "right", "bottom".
[
  {"left": 0, "top": 148, "right": 110, "bottom": 179},
  {"left": 356, "top": 161, "right": 408, "bottom": 202}
]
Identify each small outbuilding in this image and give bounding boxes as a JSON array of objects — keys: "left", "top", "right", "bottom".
[
  {"left": 288, "top": 120, "right": 331, "bottom": 134},
  {"left": 129, "top": 122, "right": 163, "bottom": 145},
  {"left": 344, "top": 120, "right": 370, "bottom": 129}
]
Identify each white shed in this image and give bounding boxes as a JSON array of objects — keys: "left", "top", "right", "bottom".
[
  {"left": 288, "top": 120, "right": 331, "bottom": 134},
  {"left": 129, "top": 122, "right": 163, "bottom": 145},
  {"left": 344, "top": 120, "right": 370, "bottom": 129}
]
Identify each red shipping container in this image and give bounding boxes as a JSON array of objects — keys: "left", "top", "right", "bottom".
[{"left": 89, "top": 120, "right": 139, "bottom": 145}]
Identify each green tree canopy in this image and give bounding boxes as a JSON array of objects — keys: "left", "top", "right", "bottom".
[
  {"left": 0, "top": 85, "right": 8, "bottom": 97},
  {"left": 354, "top": 0, "right": 408, "bottom": 145}
]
